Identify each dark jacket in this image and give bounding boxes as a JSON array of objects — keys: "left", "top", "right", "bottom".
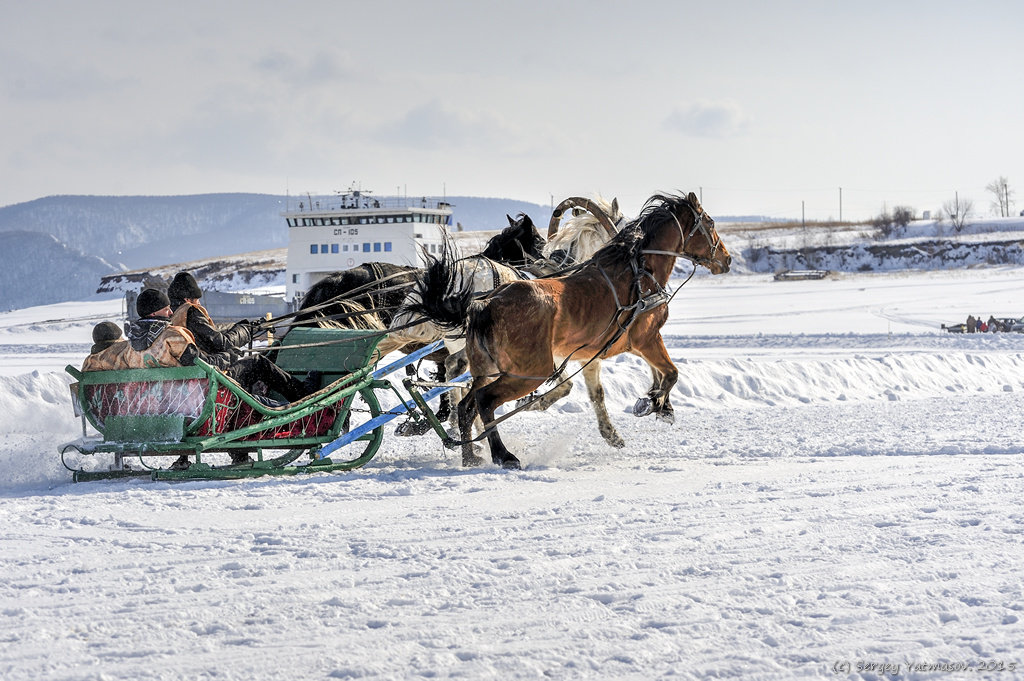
[{"left": 169, "top": 301, "right": 252, "bottom": 370}]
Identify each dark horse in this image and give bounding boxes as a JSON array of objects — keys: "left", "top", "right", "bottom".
[
  {"left": 409, "top": 192, "right": 731, "bottom": 469},
  {"left": 289, "top": 213, "right": 545, "bottom": 332}
]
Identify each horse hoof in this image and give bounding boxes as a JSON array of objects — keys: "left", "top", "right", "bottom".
[
  {"left": 515, "top": 394, "right": 542, "bottom": 411},
  {"left": 632, "top": 397, "right": 653, "bottom": 417},
  {"left": 492, "top": 454, "right": 521, "bottom": 470},
  {"left": 463, "top": 452, "right": 485, "bottom": 467},
  {"left": 395, "top": 419, "right": 432, "bottom": 437},
  {"left": 656, "top": 411, "right": 675, "bottom": 425},
  {"left": 608, "top": 435, "right": 626, "bottom": 449}
]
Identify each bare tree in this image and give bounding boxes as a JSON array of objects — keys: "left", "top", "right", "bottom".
[
  {"left": 942, "top": 195, "right": 973, "bottom": 232},
  {"left": 892, "top": 206, "right": 914, "bottom": 228},
  {"left": 872, "top": 209, "right": 895, "bottom": 238},
  {"left": 986, "top": 176, "right": 1014, "bottom": 217}
]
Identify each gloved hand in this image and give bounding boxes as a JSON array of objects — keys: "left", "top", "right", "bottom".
[
  {"left": 230, "top": 320, "right": 256, "bottom": 345},
  {"left": 247, "top": 320, "right": 269, "bottom": 339}
]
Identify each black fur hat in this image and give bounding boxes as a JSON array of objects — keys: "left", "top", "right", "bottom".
[
  {"left": 168, "top": 271, "right": 203, "bottom": 303},
  {"left": 92, "top": 321, "right": 122, "bottom": 343},
  {"left": 136, "top": 288, "right": 171, "bottom": 317},
  {"left": 90, "top": 321, "right": 123, "bottom": 354}
]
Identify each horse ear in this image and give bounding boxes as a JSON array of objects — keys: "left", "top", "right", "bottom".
[
  {"left": 611, "top": 198, "right": 619, "bottom": 219},
  {"left": 507, "top": 214, "right": 515, "bottom": 227},
  {"left": 687, "top": 191, "right": 700, "bottom": 208}
]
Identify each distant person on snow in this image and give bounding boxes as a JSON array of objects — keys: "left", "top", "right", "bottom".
[{"left": 966, "top": 315, "right": 976, "bottom": 333}]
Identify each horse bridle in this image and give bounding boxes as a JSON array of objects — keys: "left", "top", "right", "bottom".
[{"left": 641, "top": 198, "right": 722, "bottom": 270}]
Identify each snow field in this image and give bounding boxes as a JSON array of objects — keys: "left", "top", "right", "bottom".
[{"left": 2, "top": 269, "right": 1024, "bottom": 679}]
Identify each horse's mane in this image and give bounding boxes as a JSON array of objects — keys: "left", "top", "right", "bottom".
[
  {"left": 403, "top": 236, "right": 478, "bottom": 330},
  {"left": 305, "top": 298, "right": 385, "bottom": 330},
  {"left": 543, "top": 195, "right": 623, "bottom": 264},
  {"left": 590, "top": 193, "right": 692, "bottom": 270}
]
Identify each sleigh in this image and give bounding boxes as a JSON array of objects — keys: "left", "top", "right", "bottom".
[{"left": 61, "top": 328, "right": 466, "bottom": 482}]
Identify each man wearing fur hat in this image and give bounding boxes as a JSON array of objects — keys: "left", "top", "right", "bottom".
[
  {"left": 167, "top": 271, "right": 253, "bottom": 365},
  {"left": 165, "top": 271, "right": 319, "bottom": 401}
]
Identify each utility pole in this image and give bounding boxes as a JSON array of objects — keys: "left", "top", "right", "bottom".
[
  {"left": 839, "top": 187, "right": 843, "bottom": 223},
  {"left": 1004, "top": 180, "right": 1009, "bottom": 217}
]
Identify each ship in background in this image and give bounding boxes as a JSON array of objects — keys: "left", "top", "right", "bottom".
[{"left": 283, "top": 188, "right": 452, "bottom": 306}]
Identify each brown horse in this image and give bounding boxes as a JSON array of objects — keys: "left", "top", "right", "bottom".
[{"left": 455, "top": 192, "right": 730, "bottom": 468}]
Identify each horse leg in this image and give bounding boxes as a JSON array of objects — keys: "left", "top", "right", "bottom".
[
  {"left": 631, "top": 335, "right": 679, "bottom": 423},
  {"left": 457, "top": 388, "right": 484, "bottom": 467},
  {"left": 474, "top": 386, "right": 519, "bottom": 470},
  {"left": 442, "top": 350, "right": 469, "bottom": 427},
  {"left": 473, "top": 375, "right": 546, "bottom": 470},
  {"left": 432, "top": 355, "right": 451, "bottom": 424},
  {"left": 581, "top": 360, "right": 625, "bottom": 448},
  {"left": 514, "top": 368, "right": 573, "bottom": 411}
]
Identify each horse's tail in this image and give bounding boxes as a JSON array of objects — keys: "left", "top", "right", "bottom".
[{"left": 403, "top": 237, "right": 475, "bottom": 330}]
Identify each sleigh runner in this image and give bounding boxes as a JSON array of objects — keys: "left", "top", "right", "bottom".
[{"left": 61, "top": 327, "right": 467, "bottom": 482}]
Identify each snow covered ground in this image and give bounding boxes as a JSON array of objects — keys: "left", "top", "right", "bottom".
[{"left": 3, "top": 267, "right": 1024, "bottom": 680}]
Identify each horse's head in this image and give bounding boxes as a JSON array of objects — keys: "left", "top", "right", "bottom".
[
  {"left": 675, "top": 192, "right": 731, "bottom": 274},
  {"left": 479, "top": 213, "right": 545, "bottom": 265}
]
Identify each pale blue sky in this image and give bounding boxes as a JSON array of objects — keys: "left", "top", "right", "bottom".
[{"left": 2, "top": 0, "right": 1022, "bottom": 220}]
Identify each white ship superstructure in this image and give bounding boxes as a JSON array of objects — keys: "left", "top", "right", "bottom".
[{"left": 283, "top": 190, "right": 452, "bottom": 304}]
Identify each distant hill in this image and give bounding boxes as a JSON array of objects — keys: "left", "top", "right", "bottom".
[
  {"left": 0, "top": 193, "right": 554, "bottom": 271},
  {"left": 0, "top": 231, "right": 119, "bottom": 311},
  {"left": 0, "top": 193, "right": 554, "bottom": 310}
]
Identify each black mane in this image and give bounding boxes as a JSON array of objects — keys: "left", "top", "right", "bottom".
[{"left": 589, "top": 193, "right": 692, "bottom": 270}]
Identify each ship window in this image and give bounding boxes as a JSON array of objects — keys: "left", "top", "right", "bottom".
[
  {"left": 359, "top": 217, "right": 368, "bottom": 224},
  {"left": 384, "top": 242, "right": 392, "bottom": 252},
  {"left": 331, "top": 244, "right": 339, "bottom": 254},
  {"left": 362, "top": 242, "right": 371, "bottom": 252},
  {"left": 293, "top": 274, "right": 298, "bottom": 283},
  {"left": 310, "top": 244, "right": 318, "bottom": 254},
  {"left": 321, "top": 243, "right": 328, "bottom": 253},
  {"left": 373, "top": 242, "right": 381, "bottom": 252}
]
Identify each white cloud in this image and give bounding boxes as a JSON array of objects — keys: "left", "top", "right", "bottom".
[
  {"left": 373, "top": 102, "right": 522, "bottom": 152},
  {"left": 663, "top": 101, "right": 749, "bottom": 139}
]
